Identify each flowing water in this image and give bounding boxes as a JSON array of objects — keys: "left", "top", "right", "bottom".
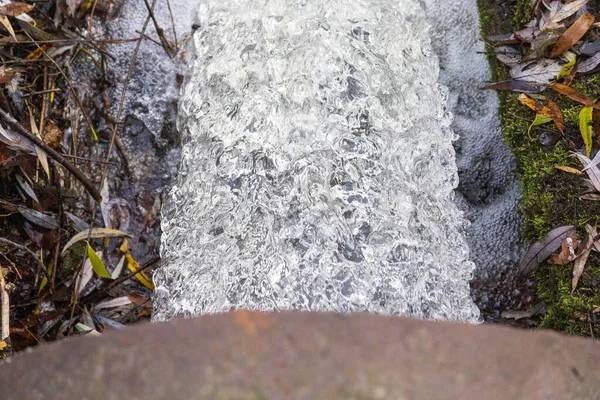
[{"left": 152, "top": 0, "right": 480, "bottom": 322}]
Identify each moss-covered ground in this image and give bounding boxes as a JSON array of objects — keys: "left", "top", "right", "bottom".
[{"left": 477, "top": 0, "right": 600, "bottom": 336}]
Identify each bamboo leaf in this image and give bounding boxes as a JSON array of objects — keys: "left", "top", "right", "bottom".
[
  {"left": 120, "top": 240, "right": 154, "bottom": 290},
  {"left": 86, "top": 242, "right": 112, "bottom": 279},
  {"left": 62, "top": 228, "right": 131, "bottom": 255}
]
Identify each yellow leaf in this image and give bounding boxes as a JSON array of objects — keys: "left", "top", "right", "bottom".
[
  {"left": 580, "top": 106, "right": 594, "bottom": 158},
  {"left": 554, "top": 164, "right": 583, "bottom": 175},
  {"left": 557, "top": 56, "right": 576, "bottom": 80},
  {"left": 0, "top": 340, "right": 6, "bottom": 350},
  {"left": 39, "top": 261, "right": 54, "bottom": 293},
  {"left": 120, "top": 240, "right": 154, "bottom": 290},
  {"left": 25, "top": 44, "right": 47, "bottom": 60},
  {"left": 0, "top": 15, "right": 15, "bottom": 40},
  {"left": 86, "top": 242, "right": 112, "bottom": 279}
]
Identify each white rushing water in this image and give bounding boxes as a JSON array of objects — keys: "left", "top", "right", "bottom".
[{"left": 152, "top": 0, "right": 480, "bottom": 322}]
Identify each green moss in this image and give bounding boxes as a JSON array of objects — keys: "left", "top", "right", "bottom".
[{"left": 477, "top": 0, "right": 600, "bottom": 336}]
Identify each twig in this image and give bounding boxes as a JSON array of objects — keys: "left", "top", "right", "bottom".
[
  {"left": 142, "top": 0, "right": 176, "bottom": 57},
  {"left": 87, "top": 0, "right": 100, "bottom": 41},
  {"left": 0, "top": 108, "right": 102, "bottom": 202},
  {"left": 166, "top": 0, "right": 178, "bottom": 51},
  {"left": 0, "top": 237, "right": 49, "bottom": 281},
  {"left": 0, "top": 265, "right": 9, "bottom": 341}
]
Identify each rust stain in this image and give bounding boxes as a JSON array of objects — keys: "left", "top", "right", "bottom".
[{"left": 234, "top": 310, "right": 270, "bottom": 336}]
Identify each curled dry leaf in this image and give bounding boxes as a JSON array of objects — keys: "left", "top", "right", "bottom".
[
  {"left": 552, "top": 234, "right": 578, "bottom": 265},
  {"left": 550, "top": 12, "right": 595, "bottom": 58},
  {"left": 575, "top": 153, "right": 600, "bottom": 192},
  {"left": 518, "top": 93, "right": 564, "bottom": 133},
  {"left": 520, "top": 225, "right": 577, "bottom": 275},
  {"left": 572, "top": 225, "right": 596, "bottom": 293}
]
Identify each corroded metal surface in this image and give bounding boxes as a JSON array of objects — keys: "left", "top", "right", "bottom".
[{"left": 1, "top": 311, "right": 600, "bottom": 399}]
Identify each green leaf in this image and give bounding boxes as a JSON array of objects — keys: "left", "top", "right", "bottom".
[
  {"left": 533, "top": 113, "right": 552, "bottom": 125},
  {"left": 557, "top": 56, "right": 576, "bottom": 80},
  {"left": 86, "top": 242, "right": 112, "bottom": 279},
  {"left": 580, "top": 106, "right": 594, "bottom": 158}
]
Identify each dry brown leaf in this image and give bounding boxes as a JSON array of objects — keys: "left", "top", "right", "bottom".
[
  {"left": 550, "top": 83, "right": 599, "bottom": 108},
  {"left": 43, "top": 120, "right": 63, "bottom": 150},
  {"left": 518, "top": 93, "right": 564, "bottom": 133},
  {"left": 0, "top": 2, "right": 34, "bottom": 17},
  {"left": 572, "top": 225, "right": 596, "bottom": 293},
  {"left": 552, "top": 235, "right": 578, "bottom": 265},
  {"left": 551, "top": 12, "right": 595, "bottom": 58}
]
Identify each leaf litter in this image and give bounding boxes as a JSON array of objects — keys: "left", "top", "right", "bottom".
[
  {"left": 0, "top": 0, "right": 181, "bottom": 356},
  {"left": 482, "top": 1, "right": 600, "bottom": 334}
]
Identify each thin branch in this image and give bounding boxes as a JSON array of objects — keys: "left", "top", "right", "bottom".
[
  {"left": 0, "top": 108, "right": 102, "bottom": 202},
  {"left": 0, "top": 237, "right": 49, "bottom": 280}
]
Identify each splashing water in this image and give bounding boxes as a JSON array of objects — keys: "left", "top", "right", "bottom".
[{"left": 153, "top": 0, "right": 480, "bottom": 322}]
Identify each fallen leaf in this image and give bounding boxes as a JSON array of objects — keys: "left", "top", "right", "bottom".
[
  {"left": 510, "top": 59, "right": 563, "bottom": 84},
  {"left": 501, "top": 303, "right": 544, "bottom": 320},
  {"left": 572, "top": 225, "right": 595, "bottom": 292},
  {"left": 549, "top": 0, "right": 589, "bottom": 24},
  {"left": 574, "top": 153, "right": 600, "bottom": 192},
  {"left": 15, "top": 174, "right": 38, "bottom": 203},
  {"left": 550, "top": 12, "right": 595, "bottom": 58},
  {"left": 578, "top": 52, "right": 600, "bottom": 73},
  {"left": 0, "top": 340, "right": 6, "bottom": 350},
  {"left": 554, "top": 164, "right": 583, "bottom": 175},
  {"left": 518, "top": 93, "right": 564, "bottom": 133},
  {"left": 65, "top": 211, "right": 90, "bottom": 232},
  {"left": 120, "top": 240, "right": 154, "bottom": 290},
  {"left": 0, "top": 2, "right": 34, "bottom": 17},
  {"left": 94, "top": 314, "right": 126, "bottom": 330},
  {"left": 86, "top": 242, "right": 112, "bottom": 279},
  {"left": 552, "top": 235, "right": 578, "bottom": 265},
  {"left": 580, "top": 106, "right": 594, "bottom": 157},
  {"left": 61, "top": 228, "right": 131, "bottom": 255},
  {"left": 74, "top": 322, "right": 101, "bottom": 336},
  {"left": 95, "top": 296, "right": 131, "bottom": 310},
  {"left": 550, "top": 83, "right": 598, "bottom": 109},
  {"left": 520, "top": 225, "right": 577, "bottom": 275},
  {"left": 0, "top": 15, "right": 15, "bottom": 39},
  {"left": 581, "top": 40, "right": 600, "bottom": 56},
  {"left": 127, "top": 293, "right": 152, "bottom": 308},
  {"left": 482, "top": 79, "right": 546, "bottom": 93},
  {"left": 111, "top": 255, "right": 125, "bottom": 280},
  {"left": 557, "top": 56, "right": 576, "bottom": 80},
  {"left": 74, "top": 256, "right": 94, "bottom": 296},
  {"left": 16, "top": 206, "right": 59, "bottom": 229},
  {"left": 494, "top": 46, "right": 523, "bottom": 67}
]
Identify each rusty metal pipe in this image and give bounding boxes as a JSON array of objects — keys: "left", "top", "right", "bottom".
[{"left": 1, "top": 311, "right": 599, "bottom": 399}]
